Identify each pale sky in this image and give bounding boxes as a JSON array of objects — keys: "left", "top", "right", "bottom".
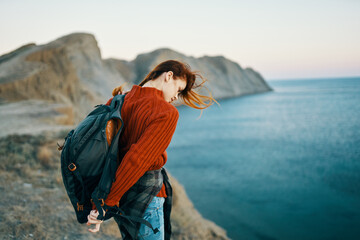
[{"left": 0, "top": 0, "right": 359, "bottom": 80}]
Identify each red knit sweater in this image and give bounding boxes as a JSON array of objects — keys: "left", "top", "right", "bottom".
[{"left": 104, "top": 85, "right": 179, "bottom": 207}]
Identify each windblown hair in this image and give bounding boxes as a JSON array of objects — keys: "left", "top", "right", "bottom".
[
  {"left": 112, "top": 60, "right": 219, "bottom": 113},
  {"left": 112, "top": 84, "right": 126, "bottom": 97}
]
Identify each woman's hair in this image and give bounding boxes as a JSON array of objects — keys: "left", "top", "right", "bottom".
[{"left": 112, "top": 60, "right": 219, "bottom": 111}]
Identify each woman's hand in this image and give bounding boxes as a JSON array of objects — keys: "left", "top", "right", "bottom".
[{"left": 87, "top": 209, "right": 104, "bottom": 233}]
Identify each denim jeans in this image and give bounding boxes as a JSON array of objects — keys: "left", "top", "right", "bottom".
[{"left": 137, "top": 196, "right": 165, "bottom": 240}]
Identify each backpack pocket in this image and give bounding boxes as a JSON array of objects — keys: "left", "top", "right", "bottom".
[{"left": 77, "top": 128, "right": 109, "bottom": 178}]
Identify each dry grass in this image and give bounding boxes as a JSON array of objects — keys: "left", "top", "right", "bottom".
[
  {"left": 0, "top": 131, "right": 122, "bottom": 240},
  {"left": 37, "top": 145, "right": 52, "bottom": 168}
]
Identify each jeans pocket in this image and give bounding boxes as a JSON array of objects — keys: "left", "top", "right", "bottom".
[
  {"left": 139, "top": 209, "right": 160, "bottom": 237},
  {"left": 139, "top": 197, "right": 164, "bottom": 238}
]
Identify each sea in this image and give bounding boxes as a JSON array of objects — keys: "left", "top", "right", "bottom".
[{"left": 166, "top": 76, "right": 360, "bottom": 240}]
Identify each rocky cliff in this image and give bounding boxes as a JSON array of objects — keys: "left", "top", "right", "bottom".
[
  {"left": 105, "top": 48, "right": 272, "bottom": 99},
  {"left": 0, "top": 32, "right": 271, "bottom": 121}
]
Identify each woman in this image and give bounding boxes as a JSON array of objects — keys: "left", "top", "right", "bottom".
[{"left": 86, "top": 60, "right": 217, "bottom": 239}]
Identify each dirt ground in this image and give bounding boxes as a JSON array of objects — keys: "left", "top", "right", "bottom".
[{"left": 0, "top": 131, "right": 123, "bottom": 240}]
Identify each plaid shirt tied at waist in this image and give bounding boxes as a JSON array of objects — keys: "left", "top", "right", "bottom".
[{"left": 106, "top": 167, "right": 172, "bottom": 240}]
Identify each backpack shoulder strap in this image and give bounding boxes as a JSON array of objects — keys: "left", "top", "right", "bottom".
[{"left": 92, "top": 93, "right": 126, "bottom": 220}]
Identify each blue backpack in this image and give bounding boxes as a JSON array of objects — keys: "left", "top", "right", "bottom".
[
  {"left": 59, "top": 93, "right": 161, "bottom": 235},
  {"left": 59, "top": 94, "right": 125, "bottom": 222}
]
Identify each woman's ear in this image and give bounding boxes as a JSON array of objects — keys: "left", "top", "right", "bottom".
[{"left": 166, "top": 71, "right": 173, "bottom": 82}]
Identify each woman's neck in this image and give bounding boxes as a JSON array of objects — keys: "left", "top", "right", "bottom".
[{"left": 142, "top": 80, "right": 162, "bottom": 91}]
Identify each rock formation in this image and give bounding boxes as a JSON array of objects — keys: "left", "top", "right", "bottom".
[{"left": 0, "top": 32, "right": 271, "bottom": 121}]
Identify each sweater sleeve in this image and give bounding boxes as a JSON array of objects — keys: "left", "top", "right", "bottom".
[
  {"left": 105, "top": 97, "right": 113, "bottom": 106},
  {"left": 104, "top": 106, "right": 179, "bottom": 207}
]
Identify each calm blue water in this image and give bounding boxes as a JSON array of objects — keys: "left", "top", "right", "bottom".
[{"left": 166, "top": 77, "right": 360, "bottom": 240}]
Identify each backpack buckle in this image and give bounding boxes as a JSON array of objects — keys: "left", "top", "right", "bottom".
[
  {"left": 90, "top": 198, "right": 105, "bottom": 207},
  {"left": 57, "top": 142, "right": 64, "bottom": 151},
  {"left": 68, "top": 163, "right": 77, "bottom": 171},
  {"left": 77, "top": 202, "right": 84, "bottom": 211}
]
